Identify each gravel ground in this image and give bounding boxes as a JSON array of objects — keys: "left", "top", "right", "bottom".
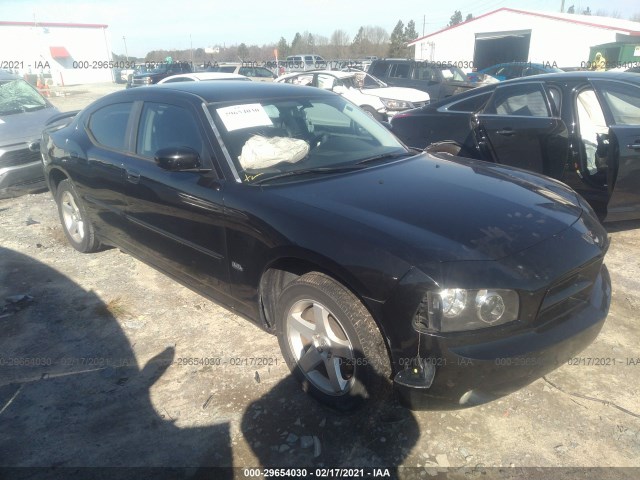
[{"left": 0, "top": 84, "right": 638, "bottom": 479}]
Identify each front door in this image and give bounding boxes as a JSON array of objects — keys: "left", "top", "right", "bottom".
[
  {"left": 122, "top": 99, "right": 230, "bottom": 294},
  {"left": 592, "top": 80, "right": 640, "bottom": 221}
]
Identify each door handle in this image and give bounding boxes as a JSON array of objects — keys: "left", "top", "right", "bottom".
[
  {"left": 126, "top": 169, "right": 140, "bottom": 184},
  {"left": 496, "top": 129, "right": 515, "bottom": 136},
  {"left": 627, "top": 143, "right": 640, "bottom": 150}
]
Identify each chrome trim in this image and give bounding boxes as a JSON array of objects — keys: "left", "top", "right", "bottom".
[{"left": 201, "top": 103, "right": 241, "bottom": 183}]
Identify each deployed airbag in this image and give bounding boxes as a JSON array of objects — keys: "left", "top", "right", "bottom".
[{"left": 239, "top": 135, "right": 309, "bottom": 169}]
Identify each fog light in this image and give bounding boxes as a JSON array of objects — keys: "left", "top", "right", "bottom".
[{"left": 475, "top": 290, "right": 506, "bottom": 324}]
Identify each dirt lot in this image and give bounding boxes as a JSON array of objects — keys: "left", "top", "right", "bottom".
[{"left": 0, "top": 84, "right": 639, "bottom": 479}]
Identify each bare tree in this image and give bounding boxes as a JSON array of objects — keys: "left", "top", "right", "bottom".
[{"left": 330, "top": 29, "right": 350, "bottom": 59}]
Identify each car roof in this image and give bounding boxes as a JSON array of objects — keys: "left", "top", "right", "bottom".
[
  {"left": 0, "top": 70, "right": 20, "bottom": 81},
  {"left": 159, "top": 72, "right": 248, "bottom": 83},
  {"left": 279, "top": 70, "right": 355, "bottom": 80},
  {"left": 108, "top": 80, "right": 337, "bottom": 103},
  {"left": 425, "top": 70, "right": 640, "bottom": 110},
  {"left": 499, "top": 70, "right": 640, "bottom": 84}
]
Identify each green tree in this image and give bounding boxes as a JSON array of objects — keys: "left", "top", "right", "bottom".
[
  {"left": 404, "top": 20, "right": 418, "bottom": 42},
  {"left": 276, "top": 37, "right": 289, "bottom": 58},
  {"left": 291, "top": 32, "right": 303, "bottom": 53},
  {"left": 465, "top": 13, "right": 473, "bottom": 21},
  {"left": 567, "top": 5, "right": 575, "bottom": 13},
  {"left": 388, "top": 20, "right": 406, "bottom": 57},
  {"left": 583, "top": 7, "right": 591, "bottom": 15},
  {"left": 237, "top": 43, "right": 249, "bottom": 60},
  {"left": 448, "top": 10, "right": 463, "bottom": 26}
]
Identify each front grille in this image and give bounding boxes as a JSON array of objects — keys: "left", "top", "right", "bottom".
[
  {"left": 537, "top": 259, "right": 603, "bottom": 325},
  {"left": 412, "top": 101, "right": 429, "bottom": 108},
  {"left": 0, "top": 148, "right": 40, "bottom": 168}
]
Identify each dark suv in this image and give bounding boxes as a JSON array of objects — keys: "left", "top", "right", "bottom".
[
  {"left": 130, "top": 62, "right": 193, "bottom": 87},
  {"left": 368, "top": 59, "right": 475, "bottom": 101}
]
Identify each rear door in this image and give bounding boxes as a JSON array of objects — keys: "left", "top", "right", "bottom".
[
  {"left": 592, "top": 79, "right": 640, "bottom": 221},
  {"left": 80, "top": 101, "right": 136, "bottom": 238},
  {"left": 473, "top": 82, "right": 568, "bottom": 178}
]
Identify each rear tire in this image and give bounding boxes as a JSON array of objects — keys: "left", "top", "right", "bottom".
[
  {"left": 276, "top": 272, "right": 392, "bottom": 411},
  {"left": 56, "top": 179, "right": 100, "bottom": 253}
]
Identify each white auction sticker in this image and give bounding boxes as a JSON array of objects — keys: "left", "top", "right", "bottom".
[{"left": 216, "top": 103, "right": 273, "bottom": 132}]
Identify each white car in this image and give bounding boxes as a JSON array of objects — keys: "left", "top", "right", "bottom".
[
  {"left": 275, "top": 70, "right": 430, "bottom": 120},
  {"left": 157, "top": 72, "right": 250, "bottom": 84},
  {"left": 205, "top": 63, "right": 276, "bottom": 82}
]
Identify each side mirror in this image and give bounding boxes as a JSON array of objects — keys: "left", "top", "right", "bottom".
[{"left": 155, "top": 147, "right": 201, "bottom": 171}]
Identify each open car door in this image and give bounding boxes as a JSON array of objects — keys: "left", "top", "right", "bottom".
[
  {"left": 604, "top": 125, "right": 640, "bottom": 221},
  {"left": 472, "top": 82, "right": 569, "bottom": 180},
  {"left": 592, "top": 80, "right": 640, "bottom": 222}
]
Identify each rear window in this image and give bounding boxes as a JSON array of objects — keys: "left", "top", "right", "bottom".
[
  {"left": 389, "top": 63, "right": 410, "bottom": 79},
  {"left": 88, "top": 102, "right": 133, "bottom": 150},
  {"left": 446, "top": 92, "right": 492, "bottom": 112}
]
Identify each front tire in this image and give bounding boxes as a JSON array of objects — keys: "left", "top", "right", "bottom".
[
  {"left": 276, "top": 272, "right": 392, "bottom": 411},
  {"left": 56, "top": 179, "right": 100, "bottom": 253}
]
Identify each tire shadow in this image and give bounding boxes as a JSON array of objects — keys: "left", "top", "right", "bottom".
[{"left": 240, "top": 358, "right": 420, "bottom": 478}]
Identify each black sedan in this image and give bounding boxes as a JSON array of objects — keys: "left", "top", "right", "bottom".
[
  {"left": 41, "top": 81, "right": 610, "bottom": 410},
  {"left": 390, "top": 71, "right": 640, "bottom": 222}
]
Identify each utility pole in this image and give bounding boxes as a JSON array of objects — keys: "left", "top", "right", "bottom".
[{"left": 560, "top": 0, "right": 565, "bottom": 12}]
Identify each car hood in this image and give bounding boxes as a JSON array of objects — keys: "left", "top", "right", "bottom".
[
  {"left": 360, "top": 86, "right": 430, "bottom": 102},
  {"left": 271, "top": 154, "right": 583, "bottom": 263},
  {"left": 1, "top": 106, "right": 60, "bottom": 146}
]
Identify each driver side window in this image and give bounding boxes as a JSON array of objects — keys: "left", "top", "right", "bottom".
[{"left": 136, "top": 102, "right": 204, "bottom": 159}]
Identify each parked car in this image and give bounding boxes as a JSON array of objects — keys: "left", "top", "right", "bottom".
[
  {"left": 285, "top": 54, "right": 327, "bottom": 71},
  {"left": 467, "top": 62, "right": 564, "bottom": 83},
  {"left": 41, "top": 81, "right": 610, "bottom": 410},
  {"left": 129, "top": 62, "right": 193, "bottom": 87},
  {"left": 275, "top": 70, "right": 430, "bottom": 120},
  {"left": 368, "top": 59, "right": 476, "bottom": 101},
  {"left": 158, "top": 72, "right": 250, "bottom": 84},
  {"left": 0, "top": 70, "right": 60, "bottom": 197},
  {"left": 205, "top": 63, "right": 276, "bottom": 82},
  {"left": 390, "top": 71, "right": 640, "bottom": 222}
]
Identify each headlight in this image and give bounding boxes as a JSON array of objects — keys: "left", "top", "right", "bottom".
[
  {"left": 144, "top": 77, "right": 152, "bottom": 84},
  {"left": 380, "top": 98, "right": 413, "bottom": 110},
  {"left": 414, "top": 288, "right": 519, "bottom": 333}
]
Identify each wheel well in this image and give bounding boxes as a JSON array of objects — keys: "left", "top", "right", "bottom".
[
  {"left": 48, "top": 168, "right": 69, "bottom": 196},
  {"left": 259, "top": 259, "right": 319, "bottom": 332},
  {"left": 259, "top": 259, "right": 394, "bottom": 374}
]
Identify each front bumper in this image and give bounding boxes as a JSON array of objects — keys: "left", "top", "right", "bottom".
[
  {"left": 0, "top": 156, "right": 46, "bottom": 198},
  {"left": 394, "top": 262, "right": 610, "bottom": 409}
]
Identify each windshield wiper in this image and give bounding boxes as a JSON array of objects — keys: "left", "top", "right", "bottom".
[
  {"left": 355, "top": 152, "right": 413, "bottom": 165},
  {"left": 252, "top": 165, "right": 365, "bottom": 185}
]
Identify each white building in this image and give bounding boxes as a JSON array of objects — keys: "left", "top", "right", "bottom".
[
  {"left": 0, "top": 21, "right": 114, "bottom": 85},
  {"left": 409, "top": 8, "right": 640, "bottom": 70}
]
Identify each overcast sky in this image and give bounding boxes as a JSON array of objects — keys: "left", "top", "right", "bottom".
[{"left": 1, "top": 0, "right": 639, "bottom": 57}]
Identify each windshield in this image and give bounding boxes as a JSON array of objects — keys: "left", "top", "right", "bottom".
[
  {"left": 208, "top": 95, "right": 408, "bottom": 184},
  {"left": 440, "top": 66, "right": 469, "bottom": 82},
  {"left": 360, "top": 72, "right": 387, "bottom": 88},
  {"left": 0, "top": 78, "right": 48, "bottom": 115}
]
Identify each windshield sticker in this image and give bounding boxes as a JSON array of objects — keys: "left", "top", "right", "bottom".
[{"left": 216, "top": 103, "right": 273, "bottom": 132}]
